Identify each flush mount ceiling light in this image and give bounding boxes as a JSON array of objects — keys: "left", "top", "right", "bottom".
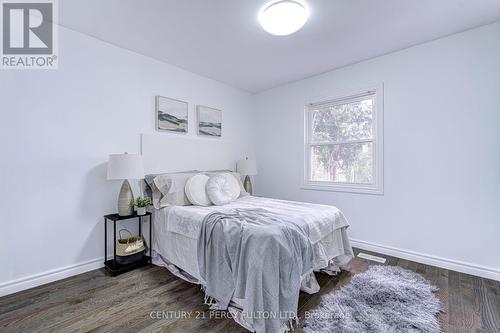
[{"left": 259, "top": 0, "right": 309, "bottom": 36}]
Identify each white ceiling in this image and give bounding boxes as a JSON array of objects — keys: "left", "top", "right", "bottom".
[{"left": 60, "top": 0, "right": 500, "bottom": 93}]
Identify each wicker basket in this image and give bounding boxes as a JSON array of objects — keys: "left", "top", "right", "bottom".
[{"left": 116, "top": 229, "right": 145, "bottom": 265}]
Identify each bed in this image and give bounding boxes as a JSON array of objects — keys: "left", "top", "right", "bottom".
[{"left": 149, "top": 194, "right": 354, "bottom": 332}]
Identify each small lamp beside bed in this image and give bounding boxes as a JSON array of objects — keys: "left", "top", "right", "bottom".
[
  {"left": 236, "top": 158, "right": 257, "bottom": 195},
  {"left": 107, "top": 153, "right": 145, "bottom": 216}
]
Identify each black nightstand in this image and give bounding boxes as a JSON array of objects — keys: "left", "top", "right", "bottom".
[{"left": 103, "top": 212, "right": 152, "bottom": 276}]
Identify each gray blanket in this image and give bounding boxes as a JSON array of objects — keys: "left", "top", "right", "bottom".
[{"left": 197, "top": 208, "right": 314, "bottom": 333}]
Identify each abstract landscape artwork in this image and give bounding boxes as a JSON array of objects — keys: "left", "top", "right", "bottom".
[
  {"left": 156, "top": 96, "right": 188, "bottom": 133},
  {"left": 197, "top": 105, "right": 222, "bottom": 137}
]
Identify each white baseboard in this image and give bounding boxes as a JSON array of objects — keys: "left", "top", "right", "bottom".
[
  {"left": 350, "top": 238, "right": 500, "bottom": 282},
  {"left": 0, "top": 257, "right": 104, "bottom": 297}
]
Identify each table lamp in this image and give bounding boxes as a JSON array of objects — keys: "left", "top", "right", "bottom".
[
  {"left": 236, "top": 158, "right": 257, "bottom": 195},
  {"left": 107, "top": 153, "right": 145, "bottom": 216}
]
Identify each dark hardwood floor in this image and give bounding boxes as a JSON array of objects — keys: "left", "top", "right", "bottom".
[{"left": 1, "top": 248, "right": 498, "bottom": 333}]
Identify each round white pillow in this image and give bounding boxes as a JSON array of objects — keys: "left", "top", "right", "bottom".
[
  {"left": 206, "top": 173, "right": 240, "bottom": 205},
  {"left": 185, "top": 174, "right": 212, "bottom": 206}
]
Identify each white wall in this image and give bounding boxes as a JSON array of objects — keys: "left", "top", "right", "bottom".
[
  {"left": 254, "top": 22, "right": 500, "bottom": 280},
  {"left": 1, "top": 20, "right": 499, "bottom": 296},
  {"left": 0, "top": 26, "right": 255, "bottom": 295}
]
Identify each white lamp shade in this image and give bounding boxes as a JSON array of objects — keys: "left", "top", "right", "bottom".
[
  {"left": 237, "top": 159, "right": 257, "bottom": 176},
  {"left": 107, "top": 153, "right": 145, "bottom": 180}
]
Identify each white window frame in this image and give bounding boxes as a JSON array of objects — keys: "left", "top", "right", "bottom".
[{"left": 302, "top": 85, "right": 384, "bottom": 195}]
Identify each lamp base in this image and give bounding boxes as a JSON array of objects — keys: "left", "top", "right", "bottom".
[
  {"left": 118, "top": 179, "right": 134, "bottom": 216},
  {"left": 243, "top": 175, "right": 253, "bottom": 196}
]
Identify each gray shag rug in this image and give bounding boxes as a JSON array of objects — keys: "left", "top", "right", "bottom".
[{"left": 303, "top": 265, "right": 442, "bottom": 333}]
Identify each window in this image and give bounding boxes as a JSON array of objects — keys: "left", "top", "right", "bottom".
[{"left": 304, "top": 88, "right": 383, "bottom": 194}]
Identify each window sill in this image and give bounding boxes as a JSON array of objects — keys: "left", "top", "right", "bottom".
[{"left": 300, "top": 183, "right": 384, "bottom": 195}]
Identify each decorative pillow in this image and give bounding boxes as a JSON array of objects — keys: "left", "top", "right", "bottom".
[
  {"left": 143, "top": 170, "right": 198, "bottom": 200},
  {"left": 185, "top": 174, "right": 212, "bottom": 206},
  {"left": 204, "top": 171, "right": 249, "bottom": 198},
  {"left": 206, "top": 173, "right": 241, "bottom": 206},
  {"left": 149, "top": 172, "right": 198, "bottom": 208}
]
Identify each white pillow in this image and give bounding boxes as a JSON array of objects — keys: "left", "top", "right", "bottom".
[
  {"left": 206, "top": 173, "right": 240, "bottom": 206},
  {"left": 185, "top": 174, "right": 212, "bottom": 206},
  {"left": 204, "top": 171, "right": 249, "bottom": 198},
  {"left": 152, "top": 172, "right": 196, "bottom": 208}
]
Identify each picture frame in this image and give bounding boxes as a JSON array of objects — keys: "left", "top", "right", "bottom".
[
  {"left": 197, "top": 105, "right": 222, "bottom": 137},
  {"left": 155, "top": 96, "right": 188, "bottom": 133}
]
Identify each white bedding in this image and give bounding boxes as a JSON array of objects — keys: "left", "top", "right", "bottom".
[{"left": 152, "top": 196, "right": 353, "bottom": 282}]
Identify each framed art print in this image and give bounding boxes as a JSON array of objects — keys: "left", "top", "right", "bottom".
[
  {"left": 156, "top": 96, "right": 188, "bottom": 133},
  {"left": 197, "top": 105, "right": 222, "bottom": 137}
]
